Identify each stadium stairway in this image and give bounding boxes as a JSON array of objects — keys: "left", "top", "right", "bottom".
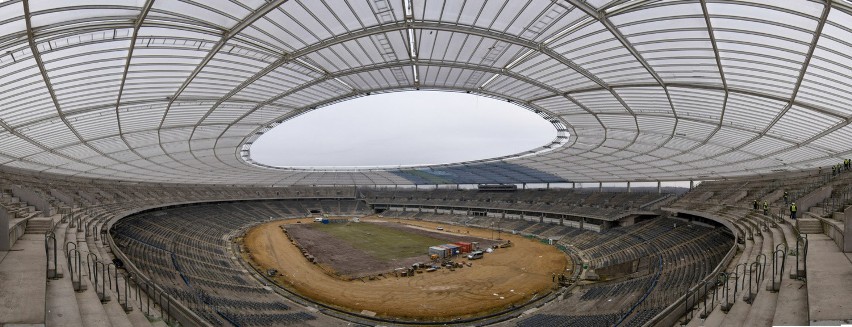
[
  {"left": 679, "top": 207, "right": 798, "bottom": 327},
  {"left": 40, "top": 209, "right": 166, "bottom": 327},
  {"left": 46, "top": 219, "right": 84, "bottom": 327},
  {"left": 74, "top": 226, "right": 119, "bottom": 327},
  {"left": 86, "top": 211, "right": 169, "bottom": 327},
  {"left": 770, "top": 214, "right": 809, "bottom": 326}
]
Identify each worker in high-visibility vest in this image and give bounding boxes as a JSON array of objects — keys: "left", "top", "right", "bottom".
[
  {"left": 763, "top": 201, "right": 769, "bottom": 215},
  {"left": 790, "top": 202, "right": 798, "bottom": 220}
]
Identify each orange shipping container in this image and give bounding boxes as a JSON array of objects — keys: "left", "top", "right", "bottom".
[{"left": 453, "top": 242, "right": 472, "bottom": 253}]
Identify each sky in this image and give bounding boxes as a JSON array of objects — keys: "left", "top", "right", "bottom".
[{"left": 250, "top": 91, "right": 557, "bottom": 168}]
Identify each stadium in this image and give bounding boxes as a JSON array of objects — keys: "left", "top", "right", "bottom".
[{"left": 1, "top": 0, "right": 851, "bottom": 326}]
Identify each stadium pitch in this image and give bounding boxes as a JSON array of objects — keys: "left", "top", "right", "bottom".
[
  {"left": 284, "top": 221, "right": 500, "bottom": 278},
  {"left": 238, "top": 217, "right": 571, "bottom": 321}
]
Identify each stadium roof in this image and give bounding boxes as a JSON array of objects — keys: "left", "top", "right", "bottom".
[{"left": 1, "top": 0, "right": 851, "bottom": 185}]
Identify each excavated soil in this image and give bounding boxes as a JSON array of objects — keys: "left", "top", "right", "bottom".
[
  {"left": 239, "top": 216, "right": 571, "bottom": 321},
  {"left": 284, "top": 221, "right": 500, "bottom": 278}
]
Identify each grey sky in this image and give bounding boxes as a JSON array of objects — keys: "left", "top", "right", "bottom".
[{"left": 250, "top": 91, "right": 556, "bottom": 168}]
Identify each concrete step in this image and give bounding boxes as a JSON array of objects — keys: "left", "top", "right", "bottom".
[
  {"left": 84, "top": 219, "right": 141, "bottom": 327},
  {"left": 772, "top": 216, "right": 809, "bottom": 325},
  {"left": 805, "top": 234, "right": 852, "bottom": 325},
  {"left": 701, "top": 302, "right": 727, "bottom": 327},
  {"left": 0, "top": 234, "right": 47, "bottom": 325},
  {"left": 75, "top": 276, "right": 112, "bottom": 327},
  {"left": 75, "top": 232, "right": 118, "bottom": 327},
  {"left": 796, "top": 219, "right": 822, "bottom": 234},
  {"left": 127, "top": 308, "right": 155, "bottom": 327},
  {"left": 25, "top": 217, "right": 54, "bottom": 234},
  {"left": 741, "top": 279, "right": 777, "bottom": 327}
]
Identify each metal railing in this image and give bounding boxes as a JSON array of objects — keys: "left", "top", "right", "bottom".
[
  {"left": 792, "top": 235, "right": 808, "bottom": 279},
  {"left": 769, "top": 246, "right": 786, "bottom": 292},
  {"left": 45, "top": 230, "right": 58, "bottom": 279}
]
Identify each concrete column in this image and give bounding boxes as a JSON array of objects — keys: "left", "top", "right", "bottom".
[
  {"left": 522, "top": 183, "right": 527, "bottom": 189},
  {"left": 657, "top": 181, "right": 661, "bottom": 194},
  {"left": 559, "top": 215, "right": 564, "bottom": 226},
  {"left": 572, "top": 182, "right": 576, "bottom": 189},
  {"left": 627, "top": 181, "right": 632, "bottom": 193},
  {"left": 547, "top": 183, "right": 550, "bottom": 189},
  {"left": 599, "top": 182, "right": 603, "bottom": 192},
  {"left": 580, "top": 217, "right": 585, "bottom": 229},
  {"left": 0, "top": 207, "right": 9, "bottom": 251},
  {"left": 689, "top": 180, "right": 694, "bottom": 190}
]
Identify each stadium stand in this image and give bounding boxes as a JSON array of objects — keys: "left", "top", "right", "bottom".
[
  {"left": 2, "top": 164, "right": 852, "bottom": 326},
  {"left": 4, "top": 1, "right": 852, "bottom": 326}
]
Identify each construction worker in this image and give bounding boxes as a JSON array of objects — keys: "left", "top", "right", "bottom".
[
  {"left": 763, "top": 201, "right": 769, "bottom": 215},
  {"left": 783, "top": 191, "right": 788, "bottom": 204},
  {"left": 790, "top": 202, "right": 798, "bottom": 220},
  {"left": 753, "top": 199, "right": 758, "bottom": 210}
]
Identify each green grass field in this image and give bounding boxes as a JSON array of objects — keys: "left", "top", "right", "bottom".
[{"left": 310, "top": 222, "right": 446, "bottom": 261}]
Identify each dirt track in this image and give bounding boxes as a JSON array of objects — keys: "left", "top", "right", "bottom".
[{"left": 240, "top": 217, "right": 571, "bottom": 321}]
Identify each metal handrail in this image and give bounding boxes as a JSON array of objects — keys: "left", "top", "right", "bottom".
[
  {"left": 721, "top": 272, "right": 732, "bottom": 312},
  {"left": 733, "top": 263, "right": 747, "bottom": 295},
  {"left": 93, "top": 260, "right": 105, "bottom": 301},
  {"left": 794, "top": 235, "right": 808, "bottom": 279},
  {"left": 45, "top": 231, "right": 58, "bottom": 279},
  {"left": 745, "top": 261, "right": 760, "bottom": 304},
  {"left": 66, "top": 248, "right": 83, "bottom": 291},
  {"left": 770, "top": 249, "right": 785, "bottom": 292},
  {"left": 755, "top": 253, "right": 767, "bottom": 286},
  {"left": 86, "top": 252, "right": 98, "bottom": 280}
]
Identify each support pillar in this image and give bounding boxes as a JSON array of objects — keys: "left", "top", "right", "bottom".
[
  {"left": 572, "top": 182, "right": 576, "bottom": 189},
  {"left": 522, "top": 183, "right": 527, "bottom": 189},
  {"left": 599, "top": 182, "right": 603, "bottom": 192},
  {"left": 627, "top": 181, "right": 632, "bottom": 193},
  {"left": 690, "top": 180, "right": 694, "bottom": 190},
  {"left": 657, "top": 181, "right": 661, "bottom": 194},
  {"left": 559, "top": 215, "right": 564, "bottom": 226},
  {"left": 580, "top": 217, "right": 585, "bottom": 230},
  {"left": 547, "top": 183, "right": 550, "bottom": 189}
]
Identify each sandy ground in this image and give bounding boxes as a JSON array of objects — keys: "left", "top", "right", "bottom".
[
  {"left": 284, "top": 221, "right": 500, "bottom": 279},
  {"left": 240, "top": 216, "right": 571, "bottom": 321}
]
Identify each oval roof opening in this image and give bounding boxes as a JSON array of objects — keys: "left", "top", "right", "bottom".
[{"left": 249, "top": 91, "right": 559, "bottom": 170}]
